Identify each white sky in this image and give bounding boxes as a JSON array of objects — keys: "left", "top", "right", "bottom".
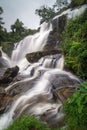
[{"left": 0, "top": 0, "right": 55, "bottom": 31}]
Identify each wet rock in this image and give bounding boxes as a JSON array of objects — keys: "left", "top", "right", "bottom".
[
  {"left": 0, "top": 66, "right": 19, "bottom": 84},
  {"left": 0, "top": 50, "right": 4, "bottom": 68},
  {"left": 51, "top": 14, "right": 67, "bottom": 49},
  {"left": 0, "top": 50, "right": 2, "bottom": 57},
  {"left": 0, "top": 68, "right": 6, "bottom": 79},
  {"left": 10, "top": 89, "right": 20, "bottom": 96},
  {"left": 53, "top": 87, "right": 76, "bottom": 104},
  {"left": 51, "top": 73, "right": 80, "bottom": 103},
  {"left": 44, "top": 32, "right": 57, "bottom": 50},
  {"left": 26, "top": 50, "right": 62, "bottom": 63},
  {"left": 0, "top": 92, "right": 12, "bottom": 114}
]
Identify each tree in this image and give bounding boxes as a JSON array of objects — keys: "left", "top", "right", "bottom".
[
  {"left": 53, "top": 0, "right": 69, "bottom": 11},
  {"left": 35, "top": 5, "right": 55, "bottom": 23},
  {"left": 0, "top": 6, "right": 4, "bottom": 29},
  {"left": 0, "top": 6, "right": 6, "bottom": 44},
  {"left": 11, "top": 19, "right": 25, "bottom": 34},
  {"left": 10, "top": 19, "right": 37, "bottom": 42},
  {"left": 10, "top": 18, "right": 26, "bottom": 41}
]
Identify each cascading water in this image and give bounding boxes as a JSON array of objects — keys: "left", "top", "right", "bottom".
[
  {"left": 53, "top": 4, "right": 87, "bottom": 21},
  {"left": 0, "top": 20, "right": 80, "bottom": 130},
  {"left": 11, "top": 22, "right": 52, "bottom": 67},
  {"left": 0, "top": 47, "right": 11, "bottom": 68}
]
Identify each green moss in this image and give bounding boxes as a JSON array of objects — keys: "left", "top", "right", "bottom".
[{"left": 64, "top": 82, "right": 87, "bottom": 130}]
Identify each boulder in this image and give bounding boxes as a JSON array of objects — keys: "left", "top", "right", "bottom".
[
  {"left": 26, "top": 50, "right": 62, "bottom": 63},
  {"left": 0, "top": 66, "right": 19, "bottom": 84},
  {"left": 51, "top": 73, "right": 80, "bottom": 103}
]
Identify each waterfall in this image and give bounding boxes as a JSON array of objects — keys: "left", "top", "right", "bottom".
[
  {"left": 0, "top": 21, "right": 80, "bottom": 130},
  {"left": 53, "top": 4, "right": 87, "bottom": 20},
  {"left": 0, "top": 47, "right": 11, "bottom": 68},
  {"left": 11, "top": 22, "right": 52, "bottom": 67},
  {"left": 0, "top": 68, "right": 80, "bottom": 130}
]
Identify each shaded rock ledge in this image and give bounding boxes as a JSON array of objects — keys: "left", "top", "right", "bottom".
[
  {"left": 0, "top": 66, "right": 19, "bottom": 85},
  {"left": 26, "top": 49, "right": 62, "bottom": 63}
]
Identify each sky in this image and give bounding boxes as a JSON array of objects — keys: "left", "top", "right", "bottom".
[{"left": 0, "top": 0, "right": 55, "bottom": 31}]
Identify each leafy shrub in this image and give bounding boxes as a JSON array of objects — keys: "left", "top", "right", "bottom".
[
  {"left": 5, "top": 116, "right": 50, "bottom": 130},
  {"left": 64, "top": 82, "right": 87, "bottom": 130},
  {"left": 63, "top": 9, "right": 87, "bottom": 79}
]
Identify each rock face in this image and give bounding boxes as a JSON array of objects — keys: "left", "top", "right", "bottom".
[
  {"left": 0, "top": 50, "right": 3, "bottom": 68},
  {"left": 0, "top": 91, "right": 12, "bottom": 114},
  {"left": 41, "top": 15, "right": 67, "bottom": 51},
  {"left": 43, "top": 14, "right": 67, "bottom": 51},
  {"left": 51, "top": 73, "right": 80, "bottom": 103},
  {"left": 0, "top": 50, "right": 2, "bottom": 57},
  {"left": 26, "top": 50, "right": 62, "bottom": 63},
  {"left": 0, "top": 66, "right": 19, "bottom": 84},
  {"left": 0, "top": 66, "right": 19, "bottom": 114}
]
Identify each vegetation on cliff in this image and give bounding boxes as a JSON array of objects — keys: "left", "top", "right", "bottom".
[
  {"left": 70, "top": 0, "right": 87, "bottom": 7},
  {"left": 63, "top": 9, "right": 87, "bottom": 79},
  {"left": 64, "top": 82, "right": 87, "bottom": 130}
]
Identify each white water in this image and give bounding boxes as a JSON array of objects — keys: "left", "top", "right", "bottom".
[
  {"left": 53, "top": 4, "right": 87, "bottom": 20},
  {"left": 11, "top": 22, "right": 52, "bottom": 67},
  {"left": 0, "top": 22, "right": 63, "bottom": 130},
  {"left": 0, "top": 68, "right": 79, "bottom": 130},
  {"left": 0, "top": 19, "right": 80, "bottom": 130},
  {"left": 0, "top": 47, "right": 11, "bottom": 67}
]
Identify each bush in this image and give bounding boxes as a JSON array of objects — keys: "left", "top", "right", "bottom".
[
  {"left": 63, "top": 9, "right": 87, "bottom": 79},
  {"left": 64, "top": 82, "right": 87, "bottom": 130},
  {"left": 5, "top": 116, "right": 50, "bottom": 130}
]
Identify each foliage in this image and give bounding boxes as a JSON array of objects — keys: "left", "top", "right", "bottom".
[
  {"left": 5, "top": 116, "right": 50, "bottom": 130},
  {"left": 0, "top": 6, "right": 4, "bottom": 28},
  {"left": 11, "top": 19, "right": 24, "bottom": 34},
  {"left": 10, "top": 19, "right": 37, "bottom": 42},
  {"left": 35, "top": 1, "right": 68, "bottom": 24},
  {"left": 0, "top": 6, "right": 6, "bottom": 43},
  {"left": 64, "top": 82, "right": 87, "bottom": 130},
  {"left": 63, "top": 9, "right": 87, "bottom": 79},
  {"left": 35, "top": 5, "right": 56, "bottom": 23},
  {"left": 3, "top": 115, "right": 65, "bottom": 130},
  {"left": 53, "top": 0, "right": 69, "bottom": 11},
  {"left": 71, "top": 0, "right": 87, "bottom": 7},
  {"left": 0, "top": 7, "right": 37, "bottom": 52}
]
